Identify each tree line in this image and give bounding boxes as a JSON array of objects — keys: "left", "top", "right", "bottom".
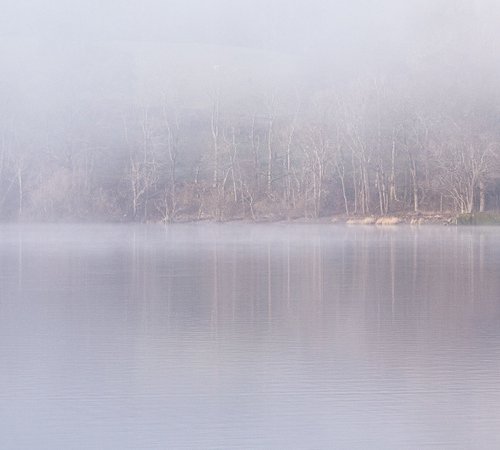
[
  {"left": 2, "top": 0, "right": 500, "bottom": 222},
  {"left": 1, "top": 72, "right": 500, "bottom": 222}
]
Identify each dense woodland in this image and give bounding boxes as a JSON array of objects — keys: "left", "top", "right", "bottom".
[{"left": 2, "top": 1, "right": 500, "bottom": 222}]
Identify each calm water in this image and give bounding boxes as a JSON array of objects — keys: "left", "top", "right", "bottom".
[{"left": 1, "top": 224, "right": 500, "bottom": 449}]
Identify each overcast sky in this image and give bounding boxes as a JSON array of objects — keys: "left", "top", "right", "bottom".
[
  {"left": 1, "top": 0, "right": 423, "bottom": 50},
  {"left": 2, "top": 0, "right": 500, "bottom": 114}
]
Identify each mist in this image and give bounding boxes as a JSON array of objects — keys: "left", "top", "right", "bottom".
[
  {"left": 2, "top": 0, "right": 500, "bottom": 221},
  {"left": 5, "top": 4, "right": 500, "bottom": 448}
]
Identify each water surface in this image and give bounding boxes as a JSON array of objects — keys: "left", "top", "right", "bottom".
[{"left": 1, "top": 224, "right": 500, "bottom": 449}]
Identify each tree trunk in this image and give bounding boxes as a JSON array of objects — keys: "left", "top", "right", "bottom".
[
  {"left": 267, "top": 117, "right": 273, "bottom": 194},
  {"left": 479, "top": 180, "right": 486, "bottom": 212}
]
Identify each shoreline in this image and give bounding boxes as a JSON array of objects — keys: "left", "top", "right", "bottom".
[
  {"left": 5, "top": 212, "right": 500, "bottom": 226},
  {"left": 157, "top": 212, "right": 497, "bottom": 226},
  {"left": 185, "top": 211, "right": 500, "bottom": 226}
]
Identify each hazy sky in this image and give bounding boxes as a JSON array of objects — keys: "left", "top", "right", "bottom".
[
  {"left": 0, "top": 0, "right": 425, "bottom": 93},
  {"left": 2, "top": 1, "right": 500, "bottom": 113},
  {"left": 2, "top": 0, "right": 417, "bottom": 50}
]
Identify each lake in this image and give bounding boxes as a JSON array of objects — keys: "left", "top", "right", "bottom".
[{"left": 1, "top": 224, "right": 500, "bottom": 449}]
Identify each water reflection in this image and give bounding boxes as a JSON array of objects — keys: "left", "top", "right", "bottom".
[{"left": 0, "top": 224, "right": 500, "bottom": 448}]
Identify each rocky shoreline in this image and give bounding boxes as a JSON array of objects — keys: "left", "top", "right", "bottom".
[
  {"left": 341, "top": 214, "right": 455, "bottom": 226},
  {"left": 148, "top": 211, "right": 500, "bottom": 226},
  {"left": 332, "top": 212, "right": 500, "bottom": 226}
]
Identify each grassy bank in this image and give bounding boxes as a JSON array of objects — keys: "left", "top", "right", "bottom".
[
  {"left": 455, "top": 212, "right": 500, "bottom": 225},
  {"left": 336, "top": 212, "right": 500, "bottom": 226}
]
